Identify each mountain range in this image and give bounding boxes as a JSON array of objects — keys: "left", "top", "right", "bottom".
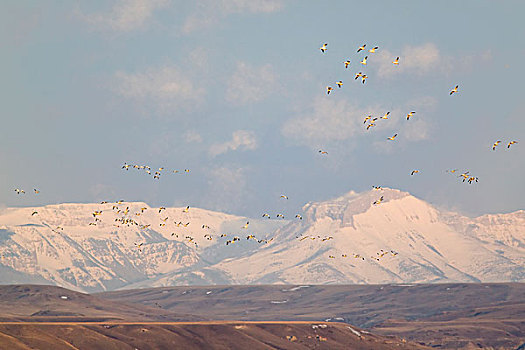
[{"left": 0, "top": 188, "right": 523, "bottom": 292}]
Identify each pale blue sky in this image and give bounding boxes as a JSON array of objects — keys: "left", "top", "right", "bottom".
[{"left": 1, "top": 1, "right": 524, "bottom": 217}]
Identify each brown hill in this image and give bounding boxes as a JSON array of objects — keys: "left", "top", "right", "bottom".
[
  {"left": 0, "top": 322, "right": 426, "bottom": 350},
  {"left": 0, "top": 284, "right": 201, "bottom": 322},
  {"left": 98, "top": 283, "right": 525, "bottom": 349}
]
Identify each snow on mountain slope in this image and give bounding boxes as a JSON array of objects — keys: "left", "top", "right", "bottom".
[
  {"left": 0, "top": 202, "right": 283, "bottom": 292},
  {"left": 0, "top": 189, "right": 523, "bottom": 291},
  {"left": 190, "top": 188, "right": 524, "bottom": 285}
]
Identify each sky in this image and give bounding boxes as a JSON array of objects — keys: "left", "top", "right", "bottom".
[{"left": 1, "top": 0, "right": 524, "bottom": 218}]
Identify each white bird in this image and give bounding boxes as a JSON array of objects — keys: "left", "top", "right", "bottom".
[
  {"left": 450, "top": 85, "right": 459, "bottom": 95},
  {"left": 387, "top": 133, "right": 398, "bottom": 141},
  {"left": 320, "top": 43, "right": 328, "bottom": 53},
  {"left": 360, "top": 56, "right": 368, "bottom": 65}
]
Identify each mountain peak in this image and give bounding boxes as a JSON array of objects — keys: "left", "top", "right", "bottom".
[{"left": 302, "top": 187, "right": 412, "bottom": 222}]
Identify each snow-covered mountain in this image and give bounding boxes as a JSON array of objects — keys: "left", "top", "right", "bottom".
[{"left": 0, "top": 188, "right": 523, "bottom": 292}]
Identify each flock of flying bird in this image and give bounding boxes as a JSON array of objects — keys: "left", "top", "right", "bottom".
[
  {"left": 10, "top": 42, "right": 520, "bottom": 265},
  {"left": 84, "top": 199, "right": 287, "bottom": 250},
  {"left": 317, "top": 41, "right": 519, "bottom": 208},
  {"left": 122, "top": 163, "right": 190, "bottom": 180}
]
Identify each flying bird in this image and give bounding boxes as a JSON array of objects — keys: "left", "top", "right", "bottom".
[
  {"left": 368, "top": 46, "right": 379, "bottom": 53},
  {"left": 280, "top": 195, "right": 288, "bottom": 199},
  {"left": 33, "top": 189, "right": 40, "bottom": 194},
  {"left": 360, "top": 56, "right": 368, "bottom": 65},
  {"left": 387, "top": 133, "right": 398, "bottom": 141},
  {"left": 363, "top": 115, "right": 372, "bottom": 124},
  {"left": 411, "top": 170, "right": 420, "bottom": 175},
  {"left": 242, "top": 221, "right": 249, "bottom": 229},
  {"left": 492, "top": 140, "right": 502, "bottom": 151},
  {"left": 357, "top": 44, "right": 366, "bottom": 52},
  {"left": 373, "top": 196, "right": 384, "bottom": 205},
  {"left": 336, "top": 80, "right": 343, "bottom": 88},
  {"left": 183, "top": 206, "right": 190, "bottom": 213},
  {"left": 508, "top": 141, "right": 518, "bottom": 148},
  {"left": 320, "top": 43, "right": 328, "bottom": 53},
  {"left": 381, "top": 112, "right": 390, "bottom": 120},
  {"left": 319, "top": 150, "right": 328, "bottom": 155},
  {"left": 14, "top": 189, "right": 25, "bottom": 194},
  {"left": 392, "top": 57, "right": 399, "bottom": 65},
  {"left": 450, "top": 85, "right": 459, "bottom": 95},
  {"left": 262, "top": 213, "right": 270, "bottom": 218},
  {"left": 361, "top": 75, "right": 368, "bottom": 84},
  {"left": 295, "top": 214, "right": 303, "bottom": 220},
  {"left": 344, "top": 60, "right": 351, "bottom": 68},
  {"left": 355, "top": 72, "right": 362, "bottom": 80},
  {"left": 31, "top": 211, "right": 38, "bottom": 216},
  {"left": 406, "top": 111, "right": 416, "bottom": 120},
  {"left": 327, "top": 86, "right": 333, "bottom": 95}
]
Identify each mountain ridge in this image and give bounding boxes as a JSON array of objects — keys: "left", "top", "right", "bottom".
[{"left": 0, "top": 188, "right": 523, "bottom": 292}]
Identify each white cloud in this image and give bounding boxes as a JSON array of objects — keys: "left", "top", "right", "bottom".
[
  {"left": 81, "top": 0, "right": 169, "bottom": 32},
  {"left": 373, "top": 43, "right": 493, "bottom": 79},
  {"left": 375, "top": 43, "right": 443, "bottom": 78},
  {"left": 281, "top": 96, "right": 365, "bottom": 147},
  {"left": 184, "top": 130, "right": 203, "bottom": 143},
  {"left": 204, "top": 166, "right": 250, "bottom": 213},
  {"left": 113, "top": 65, "right": 205, "bottom": 112},
  {"left": 209, "top": 130, "right": 257, "bottom": 157},
  {"left": 282, "top": 94, "right": 438, "bottom": 152},
  {"left": 226, "top": 62, "right": 279, "bottom": 106},
  {"left": 182, "top": 0, "right": 284, "bottom": 34},
  {"left": 404, "top": 118, "right": 430, "bottom": 142},
  {"left": 221, "top": 0, "right": 284, "bottom": 13}
]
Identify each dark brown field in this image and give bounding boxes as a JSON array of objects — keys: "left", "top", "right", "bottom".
[
  {"left": 0, "top": 321, "right": 426, "bottom": 350},
  {"left": 0, "top": 284, "right": 523, "bottom": 349},
  {"left": 98, "top": 283, "right": 525, "bottom": 349}
]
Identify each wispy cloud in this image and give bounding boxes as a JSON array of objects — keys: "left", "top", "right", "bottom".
[
  {"left": 80, "top": 0, "right": 169, "bottom": 32},
  {"left": 226, "top": 62, "right": 279, "bottom": 106},
  {"left": 373, "top": 43, "right": 492, "bottom": 79},
  {"left": 113, "top": 65, "right": 205, "bottom": 112},
  {"left": 221, "top": 0, "right": 284, "bottom": 13},
  {"left": 204, "top": 166, "right": 250, "bottom": 213},
  {"left": 209, "top": 130, "right": 257, "bottom": 157},
  {"left": 184, "top": 130, "right": 203, "bottom": 143},
  {"left": 282, "top": 94, "right": 437, "bottom": 152},
  {"left": 375, "top": 43, "right": 443, "bottom": 78},
  {"left": 281, "top": 96, "right": 364, "bottom": 147},
  {"left": 182, "top": 0, "right": 284, "bottom": 34}
]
